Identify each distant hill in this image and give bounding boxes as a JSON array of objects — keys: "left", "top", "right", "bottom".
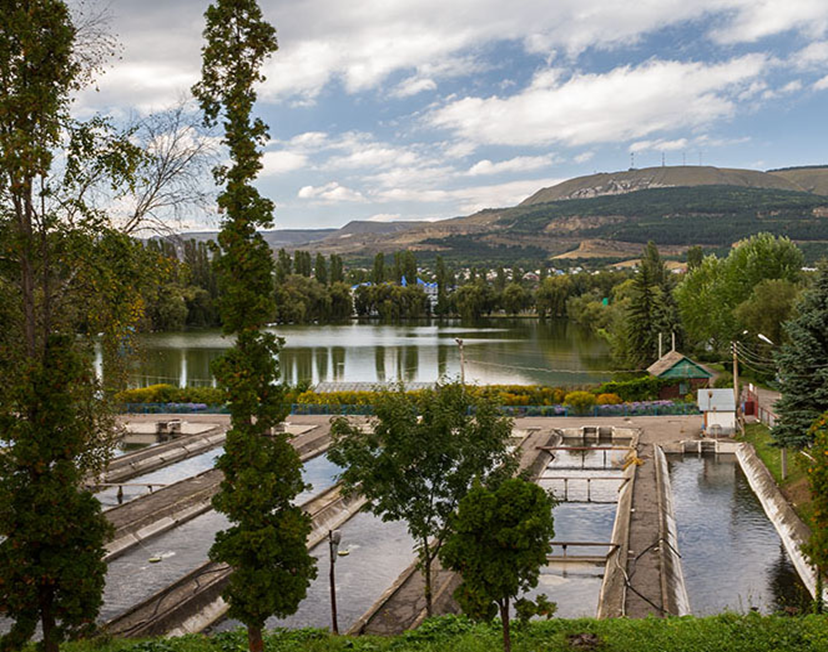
[
  {"left": 174, "top": 166, "right": 828, "bottom": 265},
  {"left": 768, "top": 166, "right": 828, "bottom": 196},
  {"left": 520, "top": 165, "right": 807, "bottom": 205}
]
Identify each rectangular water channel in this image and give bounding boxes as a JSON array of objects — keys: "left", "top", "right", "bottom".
[
  {"left": 96, "top": 446, "right": 224, "bottom": 509},
  {"left": 668, "top": 453, "right": 810, "bottom": 615},
  {"left": 213, "top": 510, "right": 417, "bottom": 634},
  {"left": 532, "top": 436, "right": 629, "bottom": 618},
  {"left": 98, "top": 453, "right": 342, "bottom": 623}
]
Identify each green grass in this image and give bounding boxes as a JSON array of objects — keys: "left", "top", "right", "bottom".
[
  {"left": 52, "top": 614, "right": 828, "bottom": 652},
  {"left": 740, "top": 423, "right": 804, "bottom": 487}
]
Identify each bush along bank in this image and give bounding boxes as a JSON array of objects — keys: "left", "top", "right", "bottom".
[{"left": 116, "top": 378, "right": 699, "bottom": 416}]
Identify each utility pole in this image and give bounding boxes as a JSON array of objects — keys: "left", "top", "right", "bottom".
[
  {"left": 455, "top": 338, "right": 465, "bottom": 385},
  {"left": 329, "top": 530, "right": 342, "bottom": 634},
  {"left": 732, "top": 341, "right": 742, "bottom": 434}
]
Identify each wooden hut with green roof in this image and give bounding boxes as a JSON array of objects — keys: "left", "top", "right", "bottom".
[{"left": 646, "top": 349, "right": 713, "bottom": 399}]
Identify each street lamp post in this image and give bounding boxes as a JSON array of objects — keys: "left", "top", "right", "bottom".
[
  {"left": 329, "top": 529, "right": 341, "bottom": 634},
  {"left": 455, "top": 338, "right": 465, "bottom": 385}
]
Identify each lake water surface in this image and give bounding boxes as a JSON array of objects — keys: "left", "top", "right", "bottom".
[{"left": 125, "top": 318, "right": 612, "bottom": 388}]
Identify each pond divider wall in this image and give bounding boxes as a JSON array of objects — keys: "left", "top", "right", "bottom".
[
  {"left": 596, "top": 458, "right": 635, "bottom": 617},
  {"left": 653, "top": 445, "right": 691, "bottom": 616},
  {"left": 735, "top": 442, "right": 828, "bottom": 603},
  {"left": 104, "top": 427, "right": 331, "bottom": 561}
]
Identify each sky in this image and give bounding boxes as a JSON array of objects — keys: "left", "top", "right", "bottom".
[{"left": 74, "top": 0, "right": 828, "bottom": 231}]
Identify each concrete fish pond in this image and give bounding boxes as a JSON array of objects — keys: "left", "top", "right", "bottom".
[
  {"left": 668, "top": 452, "right": 811, "bottom": 614},
  {"left": 0, "top": 415, "right": 819, "bottom": 642}
]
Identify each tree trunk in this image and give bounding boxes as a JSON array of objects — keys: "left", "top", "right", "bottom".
[
  {"left": 40, "top": 588, "right": 58, "bottom": 652},
  {"left": 423, "top": 549, "right": 433, "bottom": 617},
  {"left": 499, "top": 599, "right": 511, "bottom": 652},
  {"left": 247, "top": 625, "right": 264, "bottom": 652}
]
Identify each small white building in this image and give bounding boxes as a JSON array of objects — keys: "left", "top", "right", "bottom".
[{"left": 697, "top": 388, "right": 736, "bottom": 436}]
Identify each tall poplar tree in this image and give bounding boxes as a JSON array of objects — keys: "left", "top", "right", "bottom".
[
  {"left": 0, "top": 3, "right": 144, "bottom": 650},
  {"left": 192, "top": 3, "right": 315, "bottom": 651}
]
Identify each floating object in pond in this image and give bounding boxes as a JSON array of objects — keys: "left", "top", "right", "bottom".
[
  {"left": 148, "top": 556, "right": 162, "bottom": 563},
  {"left": 337, "top": 550, "right": 350, "bottom": 557}
]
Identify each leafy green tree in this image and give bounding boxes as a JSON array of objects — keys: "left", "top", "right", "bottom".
[
  {"left": 403, "top": 249, "right": 418, "bottom": 284},
  {"left": 329, "top": 281, "right": 353, "bottom": 320},
  {"left": 495, "top": 266, "right": 507, "bottom": 293},
  {"left": 329, "top": 253, "right": 344, "bottom": 284},
  {"left": 372, "top": 252, "right": 386, "bottom": 284},
  {"left": 192, "top": 2, "right": 315, "bottom": 650},
  {"left": 686, "top": 245, "right": 703, "bottom": 270},
  {"left": 676, "top": 233, "right": 803, "bottom": 352},
  {"left": 455, "top": 280, "right": 495, "bottom": 320},
  {"left": 440, "top": 478, "right": 555, "bottom": 652},
  {"left": 0, "top": 4, "right": 147, "bottom": 649},
  {"left": 734, "top": 278, "right": 800, "bottom": 349},
  {"left": 536, "top": 275, "right": 572, "bottom": 318},
  {"left": 314, "top": 252, "right": 328, "bottom": 285},
  {"left": 328, "top": 383, "right": 516, "bottom": 617},
  {"left": 772, "top": 263, "right": 828, "bottom": 448},
  {"left": 803, "top": 412, "right": 828, "bottom": 611},
  {"left": 435, "top": 254, "right": 451, "bottom": 316},
  {"left": 275, "top": 248, "right": 292, "bottom": 284},
  {"left": 502, "top": 283, "right": 529, "bottom": 316}
]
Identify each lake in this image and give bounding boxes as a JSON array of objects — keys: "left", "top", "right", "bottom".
[{"left": 123, "top": 318, "right": 613, "bottom": 388}]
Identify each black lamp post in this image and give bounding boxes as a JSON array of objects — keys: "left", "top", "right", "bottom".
[{"left": 329, "top": 529, "right": 342, "bottom": 634}]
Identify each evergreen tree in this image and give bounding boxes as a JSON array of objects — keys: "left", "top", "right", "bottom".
[
  {"left": 393, "top": 251, "right": 404, "bottom": 284},
  {"left": 772, "top": 263, "right": 828, "bottom": 448},
  {"left": 192, "top": 3, "right": 315, "bottom": 651},
  {"left": 314, "top": 252, "right": 328, "bottom": 285}
]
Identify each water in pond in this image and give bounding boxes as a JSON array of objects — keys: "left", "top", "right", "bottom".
[
  {"left": 99, "top": 453, "right": 342, "bottom": 622},
  {"left": 96, "top": 446, "right": 224, "bottom": 508},
  {"left": 530, "top": 437, "right": 626, "bottom": 618},
  {"left": 123, "top": 319, "right": 612, "bottom": 388},
  {"left": 215, "top": 510, "right": 417, "bottom": 634},
  {"left": 669, "top": 454, "right": 811, "bottom": 615}
]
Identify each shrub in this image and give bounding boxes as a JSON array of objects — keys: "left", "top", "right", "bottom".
[
  {"left": 596, "top": 393, "right": 623, "bottom": 405},
  {"left": 116, "top": 384, "right": 226, "bottom": 405},
  {"left": 564, "top": 391, "right": 596, "bottom": 414},
  {"left": 596, "top": 376, "right": 666, "bottom": 401}
]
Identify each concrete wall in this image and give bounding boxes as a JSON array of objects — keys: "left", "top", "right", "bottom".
[
  {"left": 654, "top": 445, "right": 691, "bottom": 616},
  {"left": 736, "top": 443, "right": 828, "bottom": 603}
]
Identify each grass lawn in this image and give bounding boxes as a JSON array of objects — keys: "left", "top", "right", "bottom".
[{"left": 51, "top": 614, "right": 828, "bottom": 652}]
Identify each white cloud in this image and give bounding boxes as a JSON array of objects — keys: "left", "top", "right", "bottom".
[
  {"left": 430, "top": 55, "right": 768, "bottom": 147},
  {"left": 297, "top": 182, "right": 366, "bottom": 203},
  {"left": 392, "top": 77, "right": 438, "bottom": 98},
  {"left": 791, "top": 41, "right": 828, "bottom": 69},
  {"left": 366, "top": 213, "right": 402, "bottom": 222},
  {"left": 710, "top": 0, "right": 828, "bottom": 44},
  {"left": 261, "top": 151, "right": 308, "bottom": 175},
  {"left": 814, "top": 75, "right": 828, "bottom": 91},
  {"left": 375, "top": 177, "right": 564, "bottom": 213},
  {"left": 467, "top": 155, "right": 557, "bottom": 176},
  {"left": 574, "top": 151, "right": 595, "bottom": 164}
]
